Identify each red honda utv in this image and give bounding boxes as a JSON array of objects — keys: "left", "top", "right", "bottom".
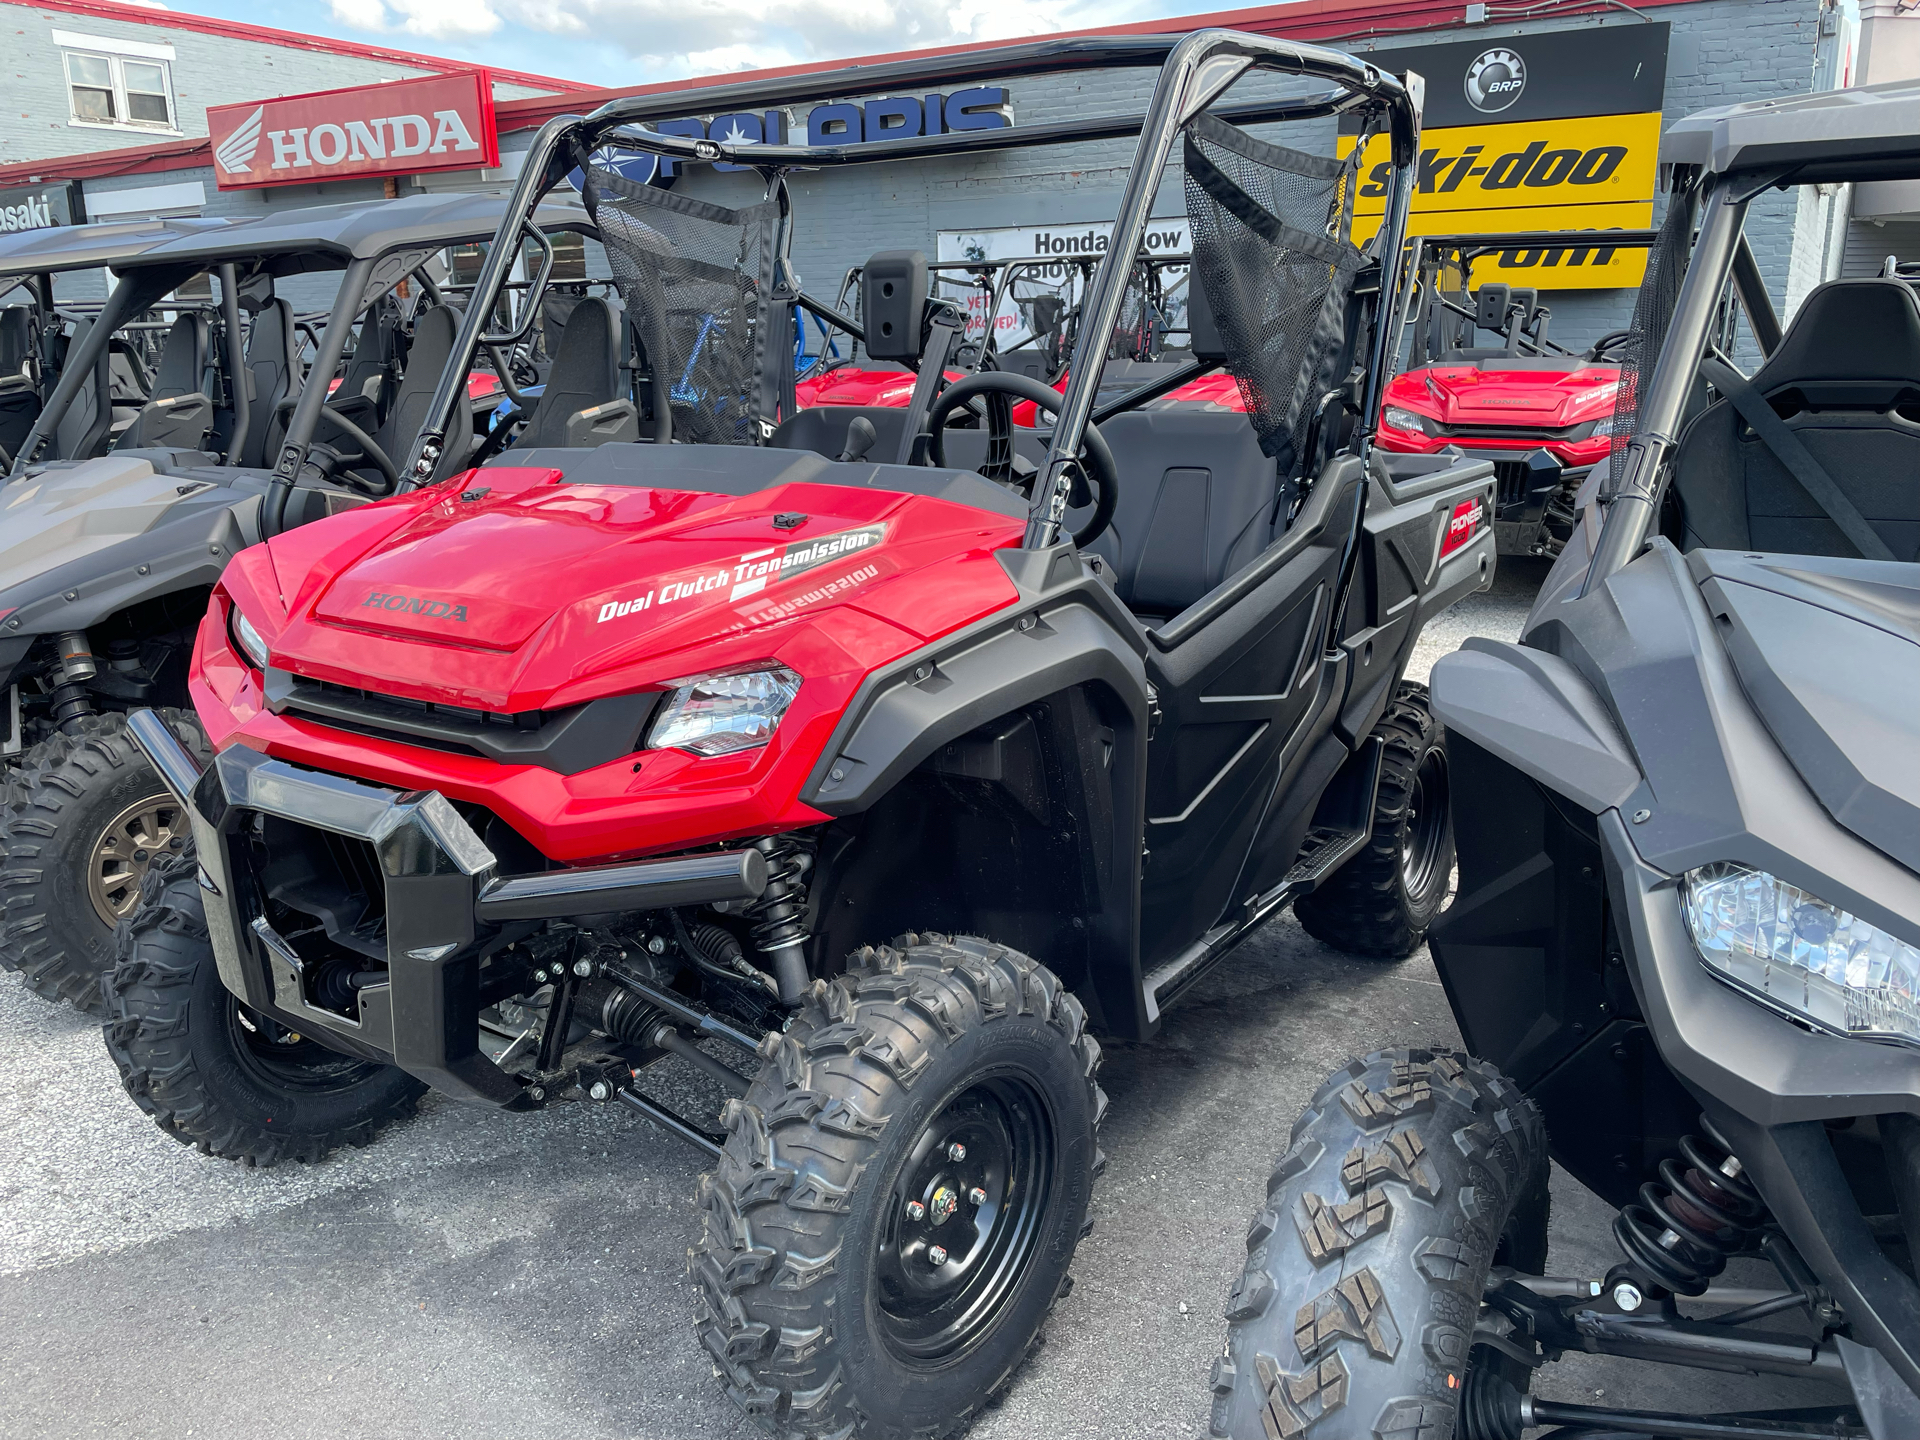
[
  {"left": 110, "top": 32, "right": 1492, "bottom": 1438},
  {"left": 1376, "top": 229, "right": 1659, "bottom": 557}
]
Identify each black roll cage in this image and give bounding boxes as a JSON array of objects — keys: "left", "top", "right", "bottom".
[{"left": 404, "top": 29, "right": 1424, "bottom": 554}]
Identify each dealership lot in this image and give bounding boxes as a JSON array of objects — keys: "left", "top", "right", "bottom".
[{"left": 0, "top": 562, "right": 1824, "bottom": 1438}]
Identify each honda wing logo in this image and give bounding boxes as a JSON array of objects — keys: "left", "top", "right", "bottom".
[{"left": 214, "top": 105, "right": 265, "bottom": 174}]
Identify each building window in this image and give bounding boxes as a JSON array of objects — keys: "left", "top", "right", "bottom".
[{"left": 61, "top": 47, "right": 178, "bottom": 132}]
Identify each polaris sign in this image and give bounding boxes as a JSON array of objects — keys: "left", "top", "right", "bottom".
[{"left": 638, "top": 87, "right": 1012, "bottom": 179}]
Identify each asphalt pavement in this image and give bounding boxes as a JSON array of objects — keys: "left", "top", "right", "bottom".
[{"left": 0, "top": 557, "right": 1836, "bottom": 1438}]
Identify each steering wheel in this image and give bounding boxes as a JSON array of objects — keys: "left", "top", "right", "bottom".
[
  {"left": 1588, "top": 330, "right": 1633, "bottom": 362},
  {"left": 923, "top": 371, "right": 1119, "bottom": 548},
  {"left": 274, "top": 397, "right": 399, "bottom": 496}
]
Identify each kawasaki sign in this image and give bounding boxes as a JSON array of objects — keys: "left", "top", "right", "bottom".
[{"left": 0, "top": 182, "right": 78, "bottom": 234}]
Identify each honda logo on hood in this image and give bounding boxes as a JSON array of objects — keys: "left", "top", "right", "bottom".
[{"left": 206, "top": 72, "right": 499, "bottom": 191}]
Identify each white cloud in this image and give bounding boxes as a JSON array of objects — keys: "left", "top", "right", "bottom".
[
  {"left": 330, "top": 0, "right": 505, "bottom": 39},
  {"left": 334, "top": 0, "right": 1155, "bottom": 79}
]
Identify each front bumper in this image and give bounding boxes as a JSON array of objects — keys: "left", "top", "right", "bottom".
[{"left": 126, "top": 710, "right": 766, "bottom": 1107}]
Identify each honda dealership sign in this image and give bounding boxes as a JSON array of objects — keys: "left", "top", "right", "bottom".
[{"left": 206, "top": 72, "right": 499, "bottom": 191}]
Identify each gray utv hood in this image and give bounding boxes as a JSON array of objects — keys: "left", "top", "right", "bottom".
[
  {"left": 1692, "top": 550, "right": 1920, "bottom": 876},
  {"left": 0, "top": 455, "right": 260, "bottom": 632}
]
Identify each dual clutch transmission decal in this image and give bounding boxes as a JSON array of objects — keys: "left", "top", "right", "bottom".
[{"left": 598, "top": 523, "right": 887, "bottom": 623}]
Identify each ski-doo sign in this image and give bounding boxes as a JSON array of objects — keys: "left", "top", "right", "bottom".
[{"left": 206, "top": 72, "right": 499, "bottom": 191}]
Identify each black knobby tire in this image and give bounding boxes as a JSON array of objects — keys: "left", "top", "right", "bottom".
[
  {"left": 102, "top": 846, "right": 426, "bottom": 1166},
  {"left": 0, "top": 709, "right": 210, "bottom": 1012},
  {"left": 1209, "top": 1048, "right": 1548, "bottom": 1440},
  {"left": 691, "top": 933, "right": 1107, "bottom": 1440},
  {"left": 1295, "top": 683, "right": 1454, "bottom": 959}
]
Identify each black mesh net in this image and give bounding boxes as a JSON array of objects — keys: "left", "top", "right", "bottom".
[
  {"left": 1602, "top": 188, "right": 1693, "bottom": 496},
  {"left": 1183, "top": 112, "right": 1368, "bottom": 474},
  {"left": 584, "top": 163, "right": 780, "bottom": 445}
]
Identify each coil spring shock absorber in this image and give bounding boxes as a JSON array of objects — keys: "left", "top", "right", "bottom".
[
  {"left": 1612, "top": 1115, "right": 1767, "bottom": 1296},
  {"left": 48, "top": 630, "right": 100, "bottom": 734},
  {"left": 742, "top": 833, "right": 814, "bottom": 1005}
]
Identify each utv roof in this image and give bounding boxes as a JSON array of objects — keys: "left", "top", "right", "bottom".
[
  {"left": 1660, "top": 78, "right": 1920, "bottom": 184},
  {"left": 0, "top": 214, "right": 237, "bottom": 275},
  {"left": 123, "top": 190, "right": 594, "bottom": 273}
]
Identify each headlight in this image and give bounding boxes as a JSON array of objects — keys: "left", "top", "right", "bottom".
[
  {"left": 645, "top": 665, "right": 801, "bottom": 757},
  {"left": 1583, "top": 412, "right": 1627, "bottom": 440},
  {"left": 229, "top": 606, "right": 270, "bottom": 669},
  {"left": 1383, "top": 405, "right": 1434, "bottom": 435},
  {"left": 1683, "top": 862, "right": 1920, "bottom": 1046}
]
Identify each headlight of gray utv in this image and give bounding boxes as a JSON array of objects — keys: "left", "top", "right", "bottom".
[
  {"left": 229, "top": 607, "right": 270, "bottom": 670},
  {"left": 1683, "top": 861, "right": 1920, "bottom": 1046}
]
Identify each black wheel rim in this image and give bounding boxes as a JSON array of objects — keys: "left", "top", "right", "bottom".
[
  {"left": 224, "top": 996, "right": 387, "bottom": 1093},
  {"left": 1400, "top": 745, "right": 1451, "bottom": 900},
  {"left": 874, "top": 1072, "right": 1057, "bottom": 1365}
]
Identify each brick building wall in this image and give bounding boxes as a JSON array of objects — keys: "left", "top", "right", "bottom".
[{"left": 1, "top": 2, "right": 562, "bottom": 171}]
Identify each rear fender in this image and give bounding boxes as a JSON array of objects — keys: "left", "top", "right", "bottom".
[{"left": 1337, "top": 452, "right": 1496, "bottom": 745}]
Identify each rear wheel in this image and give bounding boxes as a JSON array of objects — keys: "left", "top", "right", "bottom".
[
  {"left": 102, "top": 846, "right": 425, "bottom": 1165},
  {"left": 1209, "top": 1048, "right": 1548, "bottom": 1439},
  {"left": 691, "top": 933, "right": 1106, "bottom": 1440},
  {"left": 0, "top": 709, "right": 209, "bottom": 1012},
  {"left": 1295, "top": 683, "right": 1453, "bottom": 959}
]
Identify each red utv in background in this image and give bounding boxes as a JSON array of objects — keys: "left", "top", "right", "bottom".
[{"left": 1376, "top": 230, "right": 1658, "bottom": 556}]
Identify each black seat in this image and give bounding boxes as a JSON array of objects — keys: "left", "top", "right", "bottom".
[
  {"left": 1069, "top": 410, "right": 1281, "bottom": 615},
  {"left": 1671, "top": 278, "right": 1920, "bottom": 558},
  {"left": 148, "top": 313, "right": 209, "bottom": 402},
  {"left": 517, "top": 296, "right": 620, "bottom": 449},
  {"left": 234, "top": 298, "right": 297, "bottom": 468},
  {"left": 334, "top": 303, "right": 461, "bottom": 477},
  {"left": 115, "top": 312, "right": 214, "bottom": 451},
  {"left": 0, "top": 307, "right": 32, "bottom": 381}
]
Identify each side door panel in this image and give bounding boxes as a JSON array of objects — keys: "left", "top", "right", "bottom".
[
  {"left": 1136, "top": 458, "right": 1363, "bottom": 972},
  {"left": 1337, "top": 454, "right": 1497, "bottom": 745}
]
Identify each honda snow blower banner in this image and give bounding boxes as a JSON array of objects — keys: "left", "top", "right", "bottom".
[
  {"left": 206, "top": 72, "right": 499, "bottom": 191},
  {"left": 1341, "top": 24, "right": 1669, "bottom": 290}
]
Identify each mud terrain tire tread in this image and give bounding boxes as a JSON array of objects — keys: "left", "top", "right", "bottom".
[
  {"left": 1210, "top": 1047, "right": 1547, "bottom": 1440},
  {"left": 1295, "top": 684, "right": 1453, "bottom": 960},
  {"left": 691, "top": 933, "right": 1106, "bottom": 1440},
  {"left": 0, "top": 708, "right": 210, "bottom": 1012},
  {"left": 102, "top": 846, "right": 425, "bottom": 1166}
]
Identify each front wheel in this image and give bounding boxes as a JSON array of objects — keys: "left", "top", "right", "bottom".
[
  {"left": 102, "top": 847, "right": 425, "bottom": 1166},
  {"left": 0, "top": 709, "right": 210, "bottom": 1012},
  {"left": 1209, "top": 1048, "right": 1548, "bottom": 1439},
  {"left": 691, "top": 934, "right": 1107, "bottom": 1439},
  {"left": 1295, "top": 682, "right": 1453, "bottom": 959}
]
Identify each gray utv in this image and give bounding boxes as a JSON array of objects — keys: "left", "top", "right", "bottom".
[
  {"left": 0, "top": 190, "right": 599, "bottom": 1011},
  {"left": 0, "top": 215, "right": 239, "bottom": 468},
  {"left": 114, "top": 31, "right": 1496, "bottom": 1440},
  {"left": 1213, "top": 80, "right": 1920, "bottom": 1440}
]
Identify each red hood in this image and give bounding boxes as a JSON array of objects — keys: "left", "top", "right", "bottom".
[
  {"left": 796, "top": 367, "right": 962, "bottom": 407},
  {"left": 236, "top": 467, "right": 1022, "bottom": 713},
  {"left": 1386, "top": 362, "right": 1620, "bottom": 429}
]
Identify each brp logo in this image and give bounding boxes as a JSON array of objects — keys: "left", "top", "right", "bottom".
[{"left": 1465, "top": 48, "right": 1528, "bottom": 113}]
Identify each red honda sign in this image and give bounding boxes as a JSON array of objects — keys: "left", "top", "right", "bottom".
[{"left": 206, "top": 72, "right": 499, "bottom": 191}]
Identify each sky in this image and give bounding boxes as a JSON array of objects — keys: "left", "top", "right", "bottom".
[{"left": 148, "top": 0, "right": 1224, "bottom": 91}]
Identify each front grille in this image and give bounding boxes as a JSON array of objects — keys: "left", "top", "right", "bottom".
[
  {"left": 1492, "top": 461, "right": 1530, "bottom": 509},
  {"left": 262, "top": 668, "right": 658, "bottom": 776}
]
